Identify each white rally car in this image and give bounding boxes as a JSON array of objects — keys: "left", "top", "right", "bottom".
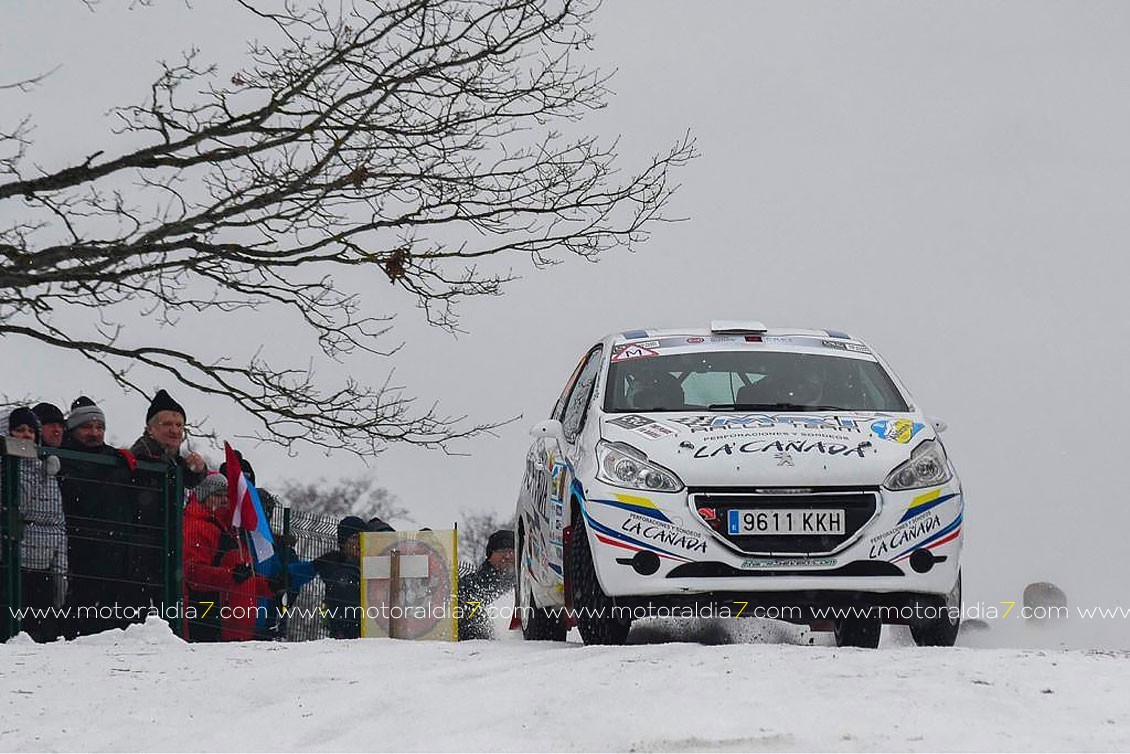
[{"left": 514, "top": 321, "right": 963, "bottom": 647}]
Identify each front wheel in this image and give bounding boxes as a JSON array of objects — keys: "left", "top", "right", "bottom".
[
  {"left": 567, "top": 514, "right": 631, "bottom": 646},
  {"left": 833, "top": 611, "right": 882, "bottom": 648},
  {"left": 910, "top": 572, "right": 962, "bottom": 647}
]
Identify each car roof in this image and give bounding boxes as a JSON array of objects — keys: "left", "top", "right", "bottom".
[
  {"left": 601, "top": 325, "right": 875, "bottom": 357},
  {"left": 608, "top": 325, "right": 860, "bottom": 343}
]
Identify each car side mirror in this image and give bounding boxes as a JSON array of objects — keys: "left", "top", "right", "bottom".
[
  {"left": 928, "top": 416, "right": 948, "bottom": 434},
  {"left": 530, "top": 419, "right": 567, "bottom": 446}
]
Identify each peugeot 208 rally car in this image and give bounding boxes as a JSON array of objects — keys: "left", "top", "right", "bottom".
[{"left": 514, "top": 321, "right": 963, "bottom": 647}]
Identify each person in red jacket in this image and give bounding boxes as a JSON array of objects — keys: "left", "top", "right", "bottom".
[{"left": 182, "top": 473, "right": 275, "bottom": 642}]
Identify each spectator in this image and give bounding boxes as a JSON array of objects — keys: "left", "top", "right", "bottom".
[
  {"left": 130, "top": 390, "right": 207, "bottom": 610},
  {"left": 31, "top": 403, "right": 65, "bottom": 449},
  {"left": 313, "top": 516, "right": 369, "bottom": 639},
  {"left": 219, "top": 451, "right": 315, "bottom": 640},
  {"left": 6, "top": 407, "right": 37, "bottom": 442},
  {"left": 458, "top": 529, "right": 516, "bottom": 641},
  {"left": 57, "top": 396, "right": 140, "bottom": 636},
  {"left": 368, "top": 516, "right": 395, "bottom": 533},
  {"left": 130, "top": 389, "right": 207, "bottom": 481},
  {"left": 182, "top": 472, "right": 277, "bottom": 642},
  {"left": 3, "top": 407, "right": 67, "bottom": 642}
]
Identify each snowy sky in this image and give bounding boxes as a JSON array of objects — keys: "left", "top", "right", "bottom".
[{"left": 3, "top": 2, "right": 1130, "bottom": 627}]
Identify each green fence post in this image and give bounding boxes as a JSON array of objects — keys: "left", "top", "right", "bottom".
[
  {"left": 281, "top": 503, "right": 292, "bottom": 638},
  {"left": 1, "top": 438, "right": 34, "bottom": 640},
  {"left": 171, "top": 463, "right": 183, "bottom": 633},
  {"left": 165, "top": 463, "right": 184, "bottom": 635}
]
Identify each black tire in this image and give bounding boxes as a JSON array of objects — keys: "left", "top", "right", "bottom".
[
  {"left": 568, "top": 514, "right": 631, "bottom": 646},
  {"left": 522, "top": 588, "right": 567, "bottom": 642},
  {"left": 910, "top": 572, "right": 961, "bottom": 647},
  {"left": 517, "top": 525, "right": 567, "bottom": 642},
  {"left": 833, "top": 611, "right": 882, "bottom": 648}
]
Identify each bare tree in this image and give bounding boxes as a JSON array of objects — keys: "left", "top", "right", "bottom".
[
  {"left": 0, "top": 0, "right": 694, "bottom": 453},
  {"left": 276, "top": 471, "right": 407, "bottom": 522}
]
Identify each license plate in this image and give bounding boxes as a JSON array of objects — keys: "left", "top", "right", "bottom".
[{"left": 727, "top": 508, "right": 845, "bottom": 535}]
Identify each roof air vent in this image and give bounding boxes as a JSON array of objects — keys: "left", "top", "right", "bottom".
[{"left": 710, "top": 320, "right": 767, "bottom": 334}]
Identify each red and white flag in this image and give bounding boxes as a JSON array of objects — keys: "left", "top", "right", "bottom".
[{"left": 224, "top": 442, "right": 275, "bottom": 565}]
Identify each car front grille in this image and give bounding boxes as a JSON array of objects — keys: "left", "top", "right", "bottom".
[{"left": 688, "top": 486, "right": 880, "bottom": 556}]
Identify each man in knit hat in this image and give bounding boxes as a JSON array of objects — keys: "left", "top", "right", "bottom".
[
  {"left": 31, "top": 402, "right": 66, "bottom": 449},
  {"left": 130, "top": 389, "right": 207, "bottom": 611},
  {"left": 58, "top": 396, "right": 141, "bottom": 636},
  {"left": 131, "top": 389, "right": 206, "bottom": 479},
  {"left": 457, "top": 529, "right": 516, "bottom": 641},
  {"left": 313, "top": 516, "right": 371, "bottom": 639},
  {"left": 63, "top": 396, "right": 106, "bottom": 449}
]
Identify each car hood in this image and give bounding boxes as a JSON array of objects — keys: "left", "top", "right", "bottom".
[{"left": 599, "top": 411, "right": 934, "bottom": 487}]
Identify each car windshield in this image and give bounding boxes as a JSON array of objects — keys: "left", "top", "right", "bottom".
[{"left": 604, "top": 350, "right": 910, "bottom": 413}]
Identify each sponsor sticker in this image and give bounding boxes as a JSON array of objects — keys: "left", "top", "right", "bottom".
[
  {"left": 820, "top": 339, "right": 872, "bottom": 354},
  {"left": 868, "top": 513, "right": 943, "bottom": 559},
  {"left": 606, "top": 414, "right": 678, "bottom": 441},
  {"left": 670, "top": 414, "right": 865, "bottom": 434},
  {"left": 611, "top": 343, "right": 660, "bottom": 362},
  {"left": 870, "top": 419, "right": 925, "bottom": 444},
  {"left": 740, "top": 557, "right": 837, "bottom": 569},
  {"left": 608, "top": 414, "right": 654, "bottom": 430},
  {"left": 621, "top": 513, "right": 708, "bottom": 554},
  {"left": 637, "top": 423, "right": 677, "bottom": 440},
  {"left": 550, "top": 463, "right": 567, "bottom": 503},
  {"left": 693, "top": 438, "right": 873, "bottom": 460}
]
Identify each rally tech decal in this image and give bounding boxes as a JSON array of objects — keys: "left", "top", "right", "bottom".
[{"left": 588, "top": 492, "right": 672, "bottom": 523}]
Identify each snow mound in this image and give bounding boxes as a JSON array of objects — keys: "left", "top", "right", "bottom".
[
  {"left": 66, "top": 615, "right": 187, "bottom": 650},
  {"left": 3, "top": 631, "right": 38, "bottom": 647}
]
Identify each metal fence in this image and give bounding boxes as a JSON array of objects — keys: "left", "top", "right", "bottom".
[
  {"left": 273, "top": 504, "right": 339, "bottom": 642},
  {"left": 2, "top": 439, "right": 360, "bottom": 644},
  {"left": 1, "top": 438, "right": 182, "bottom": 642}
]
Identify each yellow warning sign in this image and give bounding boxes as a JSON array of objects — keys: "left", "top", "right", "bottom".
[{"left": 360, "top": 529, "right": 459, "bottom": 641}]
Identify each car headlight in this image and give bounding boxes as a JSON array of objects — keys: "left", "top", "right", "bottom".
[
  {"left": 596, "top": 441, "right": 684, "bottom": 493},
  {"left": 884, "top": 440, "right": 952, "bottom": 490}
]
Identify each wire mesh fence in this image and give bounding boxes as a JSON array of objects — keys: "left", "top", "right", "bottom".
[
  {"left": 1, "top": 440, "right": 182, "bottom": 642},
  {"left": 273, "top": 504, "right": 339, "bottom": 642},
  {"left": 2, "top": 441, "right": 471, "bottom": 644}
]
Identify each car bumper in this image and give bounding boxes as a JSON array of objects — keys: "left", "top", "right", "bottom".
[{"left": 580, "top": 479, "right": 963, "bottom": 599}]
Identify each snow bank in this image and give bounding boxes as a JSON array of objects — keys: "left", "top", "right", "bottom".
[{"left": 3, "top": 616, "right": 1129, "bottom": 752}]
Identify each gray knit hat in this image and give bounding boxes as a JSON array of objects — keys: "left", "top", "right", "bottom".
[
  {"left": 194, "top": 472, "right": 228, "bottom": 501},
  {"left": 66, "top": 396, "right": 106, "bottom": 431}
]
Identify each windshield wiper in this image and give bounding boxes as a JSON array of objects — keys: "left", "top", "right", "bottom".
[{"left": 708, "top": 403, "right": 852, "bottom": 412}]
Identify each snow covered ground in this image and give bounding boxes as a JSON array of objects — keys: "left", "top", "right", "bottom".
[{"left": 3, "top": 611, "right": 1129, "bottom": 752}]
